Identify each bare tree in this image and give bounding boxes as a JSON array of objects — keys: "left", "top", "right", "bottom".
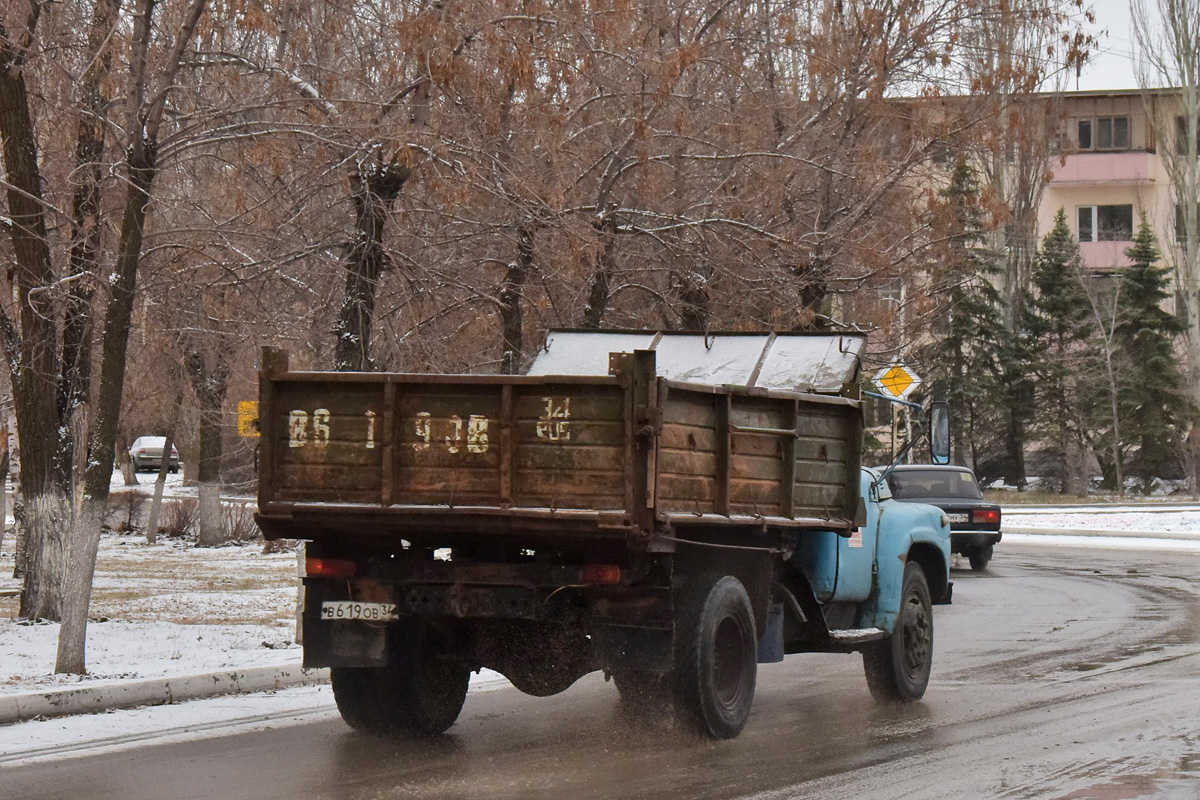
[
  {"left": 1133, "top": 0, "right": 1200, "bottom": 492},
  {"left": 58, "top": 0, "right": 209, "bottom": 675}
]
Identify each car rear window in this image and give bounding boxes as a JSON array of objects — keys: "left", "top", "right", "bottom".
[{"left": 887, "top": 470, "right": 984, "bottom": 500}]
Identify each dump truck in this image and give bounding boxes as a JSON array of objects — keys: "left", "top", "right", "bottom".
[{"left": 255, "top": 331, "right": 951, "bottom": 740}]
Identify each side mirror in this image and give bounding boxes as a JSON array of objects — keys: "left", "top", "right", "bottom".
[{"left": 930, "top": 401, "right": 950, "bottom": 465}]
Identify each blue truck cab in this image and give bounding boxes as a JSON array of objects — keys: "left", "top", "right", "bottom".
[{"left": 765, "top": 467, "right": 951, "bottom": 703}]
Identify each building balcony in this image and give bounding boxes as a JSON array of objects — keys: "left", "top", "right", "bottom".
[
  {"left": 1080, "top": 240, "right": 1134, "bottom": 272},
  {"left": 1049, "top": 151, "right": 1157, "bottom": 185}
]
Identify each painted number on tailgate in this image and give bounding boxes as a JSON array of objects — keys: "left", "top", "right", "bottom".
[
  {"left": 536, "top": 397, "right": 571, "bottom": 441},
  {"left": 288, "top": 408, "right": 331, "bottom": 448},
  {"left": 286, "top": 406, "right": 493, "bottom": 454},
  {"left": 287, "top": 409, "right": 379, "bottom": 449},
  {"left": 412, "top": 412, "right": 490, "bottom": 454}
]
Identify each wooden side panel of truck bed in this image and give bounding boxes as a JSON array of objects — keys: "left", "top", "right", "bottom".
[{"left": 256, "top": 350, "right": 862, "bottom": 543}]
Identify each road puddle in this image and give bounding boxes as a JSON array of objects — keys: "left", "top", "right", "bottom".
[{"left": 1050, "top": 749, "right": 1200, "bottom": 799}]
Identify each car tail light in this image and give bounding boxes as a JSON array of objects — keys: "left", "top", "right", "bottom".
[
  {"left": 580, "top": 564, "right": 621, "bottom": 585},
  {"left": 973, "top": 509, "right": 1000, "bottom": 525},
  {"left": 306, "top": 558, "right": 357, "bottom": 579}
]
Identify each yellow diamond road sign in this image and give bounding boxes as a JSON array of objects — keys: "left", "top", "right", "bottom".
[
  {"left": 238, "top": 401, "right": 260, "bottom": 438},
  {"left": 874, "top": 363, "right": 921, "bottom": 400}
]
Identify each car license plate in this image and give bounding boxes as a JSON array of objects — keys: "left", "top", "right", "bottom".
[
  {"left": 947, "top": 513, "right": 969, "bottom": 523},
  {"left": 321, "top": 601, "right": 398, "bottom": 621}
]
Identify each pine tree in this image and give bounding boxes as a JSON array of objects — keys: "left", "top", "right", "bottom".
[
  {"left": 919, "top": 159, "right": 1009, "bottom": 475},
  {"left": 1029, "top": 209, "right": 1095, "bottom": 494},
  {"left": 1115, "top": 220, "right": 1190, "bottom": 492}
]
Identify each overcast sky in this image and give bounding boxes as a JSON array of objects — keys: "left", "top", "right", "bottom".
[{"left": 1074, "top": 0, "right": 1142, "bottom": 91}]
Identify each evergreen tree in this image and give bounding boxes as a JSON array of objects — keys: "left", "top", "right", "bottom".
[
  {"left": 919, "top": 159, "right": 1009, "bottom": 476},
  {"left": 1115, "top": 220, "right": 1190, "bottom": 492},
  {"left": 1029, "top": 209, "right": 1095, "bottom": 493}
]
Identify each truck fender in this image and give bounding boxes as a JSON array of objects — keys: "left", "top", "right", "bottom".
[{"left": 861, "top": 504, "right": 949, "bottom": 632}]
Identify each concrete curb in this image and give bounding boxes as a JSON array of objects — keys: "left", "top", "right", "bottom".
[
  {"left": 0, "top": 664, "right": 329, "bottom": 726},
  {"left": 1003, "top": 527, "right": 1200, "bottom": 541}
]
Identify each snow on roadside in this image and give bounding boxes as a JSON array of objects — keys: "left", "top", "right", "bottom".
[
  {"left": 1003, "top": 509, "right": 1200, "bottom": 535},
  {"left": 0, "top": 532, "right": 302, "bottom": 697},
  {"left": 0, "top": 619, "right": 300, "bottom": 695},
  {"left": 1003, "top": 532, "right": 1200, "bottom": 552}
]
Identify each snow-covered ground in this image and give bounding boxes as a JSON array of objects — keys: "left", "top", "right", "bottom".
[
  {"left": 0, "top": 500, "right": 1197, "bottom": 765},
  {"left": 0, "top": 533, "right": 303, "bottom": 697},
  {"left": 1005, "top": 505, "right": 1200, "bottom": 534}
]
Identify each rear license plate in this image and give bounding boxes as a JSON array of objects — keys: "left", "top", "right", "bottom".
[
  {"left": 321, "top": 601, "right": 398, "bottom": 621},
  {"left": 947, "top": 513, "right": 969, "bottom": 523}
]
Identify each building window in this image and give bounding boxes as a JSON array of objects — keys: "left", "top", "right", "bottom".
[
  {"left": 1078, "top": 117, "right": 1129, "bottom": 150},
  {"left": 1098, "top": 117, "right": 1128, "bottom": 149},
  {"left": 1078, "top": 205, "right": 1134, "bottom": 242}
]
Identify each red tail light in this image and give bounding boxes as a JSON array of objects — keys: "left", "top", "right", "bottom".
[
  {"left": 306, "top": 558, "right": 357, "bottom": 579},
  {"left": 580, "top": 564, "right": 621, "bottom": 585},
  {"left": 973, "top": 509, "right": 1000, "bottom": 525}
]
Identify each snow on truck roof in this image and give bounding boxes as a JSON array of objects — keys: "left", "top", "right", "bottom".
[{"left": 526, "top": 330, "right": 865, "bottom": 393}]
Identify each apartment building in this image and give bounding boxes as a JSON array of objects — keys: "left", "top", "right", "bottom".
[{"left": 1040, "top": 89, "right": 1187, "bottom": 276}]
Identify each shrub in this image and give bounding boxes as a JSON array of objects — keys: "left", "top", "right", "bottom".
[
  {"left": 222, "top": 503, "right": 261, "bottom": 544},
  {"left": 161, "top": 497, "right": 199, "bottom": 538},
  {"left": 107, "top": 490, "right": 146, "bottom": 533}
]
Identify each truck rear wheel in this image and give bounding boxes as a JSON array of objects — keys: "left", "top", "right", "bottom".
[
  {"left": 673, "top": 575, "right": 758, "bottom": 739},
  {"left": 331, "top": 632, "right": 470, "bottom": 736},
  {"left": 863, "top": 561, "right": 933, "bottom": 702}
]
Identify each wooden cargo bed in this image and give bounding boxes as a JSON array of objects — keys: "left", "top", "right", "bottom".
[{"left": 256, "top": 338, "right": 864, "bottom": 550}]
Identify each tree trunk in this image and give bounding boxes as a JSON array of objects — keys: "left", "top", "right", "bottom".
[
  {"left": 55, "top": 496, "right": 106, "bottom": 674},
  {"left": 144, "top": 426, "right": 176, "bottom": 545},
  {"left": 117, "top": 434, "right": 138, "bottom": 486},
  {"left": 2, "top": 22, "right": 72, "bottom": 622},
  {"left": 56, "top": 137, "right": 158, "bottom": 674},
  {"left": 53, "top": 0, "right": 118, "bottom": 497},
  {"left": 334, "top": 160, "right": 410, "bottom": 371},
  {"left": 20, "top": 492, "right": 73, "bottom": 620},
  {"left": 0, "top": 418, "right": 8, "bottom": 557},
  {"left": 581, "top": 216, "right": 618, "bottom": 329},
  {"left": 500, "top": 225, "right": 534, "bottom": 375},
  {"left": 186, "top": 348, "right": 230, "bottom": 547},
  {"left": 1005, "top": 398, "right": 1028, "bottom": 490},
  {"left": 794, "top": 253, "right": 831, "bottom": 331},
  {"left": 11, "top": 492, "right": 25, "bottom": 579},
  {"left": 1105, "top": 351, "right": 1125, "bottom": 496},
  {"left": 675, "top": 270, "right": 712, "bottom": 331},
  {"left": 197, "top": 484, "right": 223, "bottom": 548}
]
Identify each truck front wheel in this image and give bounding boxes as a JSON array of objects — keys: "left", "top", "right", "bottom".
[
  {"left": 673, "top": 575, "right": 758, "bottom": 739},
  {"left": 331, "top": 632, "right": 470, "bottom": 736},
  {"left": 863, "top": 561, "right": 933, "bottom": 702}
]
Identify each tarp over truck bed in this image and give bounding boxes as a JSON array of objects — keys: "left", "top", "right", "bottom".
[{"left": 255, "top": 333, "right": 865, "bottom": 550}]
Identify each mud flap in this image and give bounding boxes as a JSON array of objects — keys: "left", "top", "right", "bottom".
[
  {"left": 756, "top": 602, "right": 785, "bottom": 663},
  {"left": 302, "top": 615, "right": 388, "bottom": 668},
  {"left": 592, "top": 624, "right": 673, "bottom": 673}
]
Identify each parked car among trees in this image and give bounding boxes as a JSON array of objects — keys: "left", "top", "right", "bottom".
[
  {"left": 885, "top": 465, "right": 1001, "bottom": 571},
  {"left": 128, "top": 436, "right": 180, "bottom": 474}
]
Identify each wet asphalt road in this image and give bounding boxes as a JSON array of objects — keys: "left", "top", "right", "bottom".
[{"left": 3, "top": 543, "right": 1199, "bottom": 800}]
